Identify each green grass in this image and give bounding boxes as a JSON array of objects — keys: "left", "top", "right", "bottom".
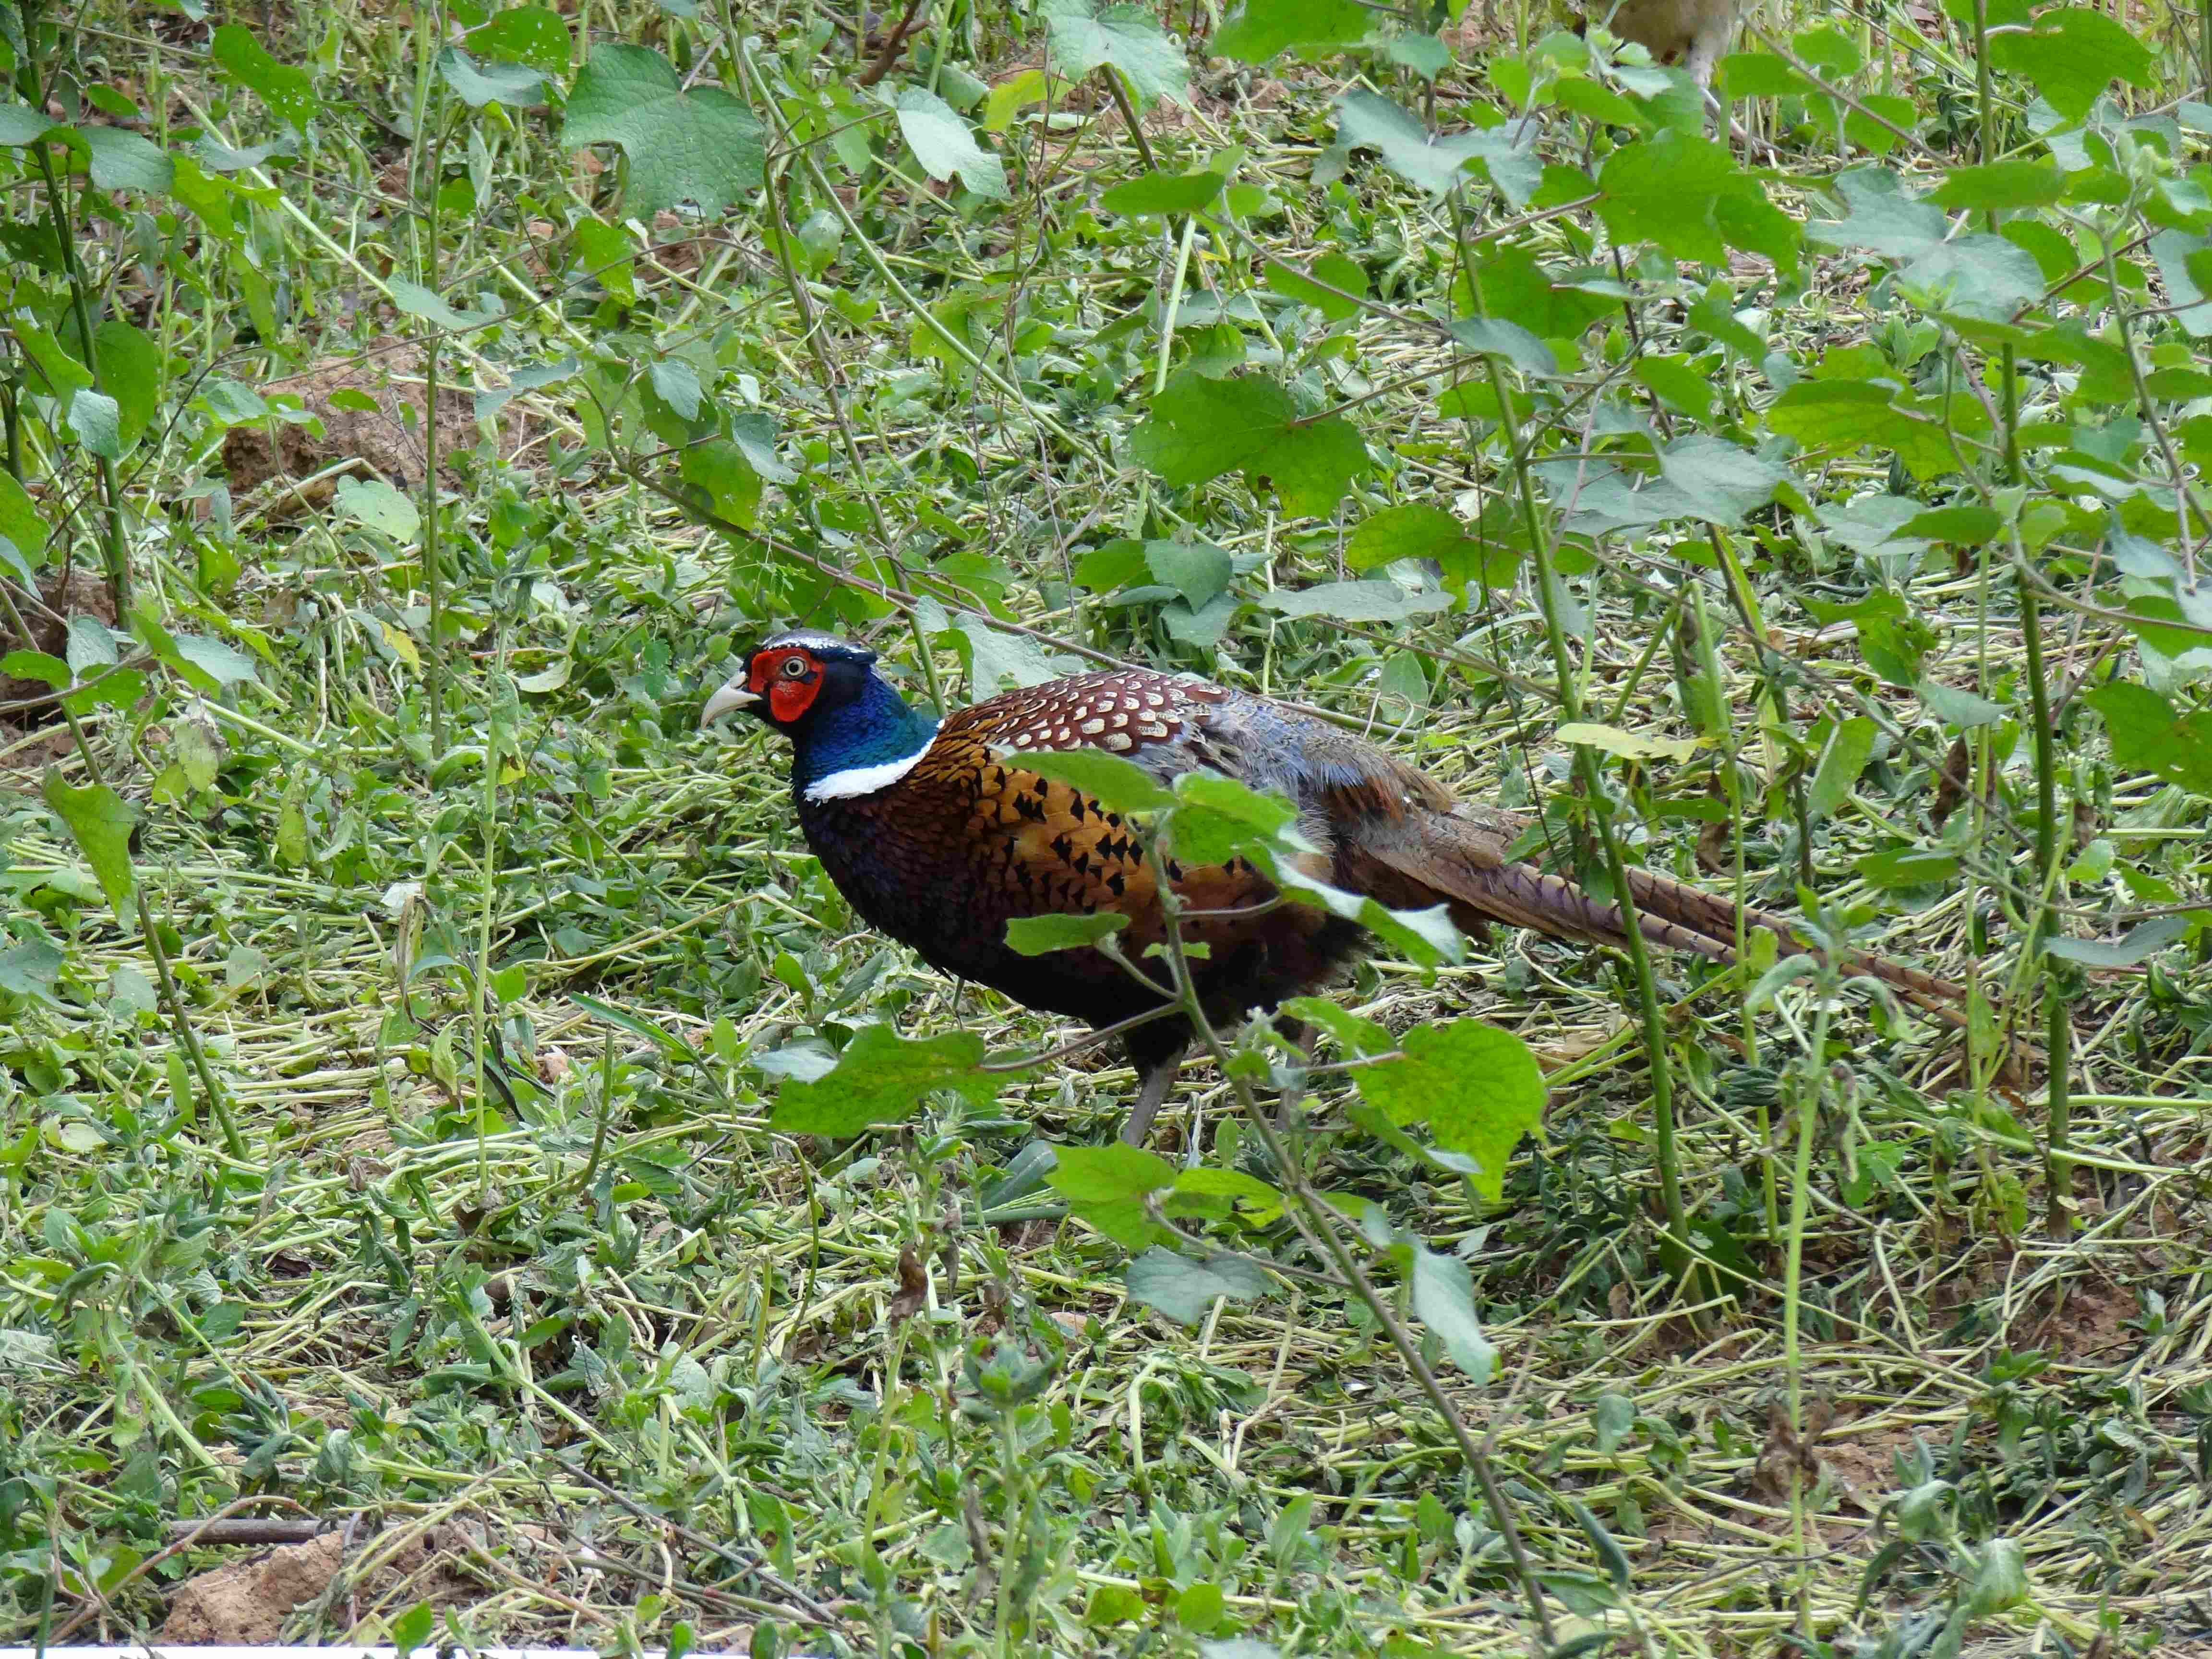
[{"left": 4, "top": 0, "right": 2212, "bottom": 1655}]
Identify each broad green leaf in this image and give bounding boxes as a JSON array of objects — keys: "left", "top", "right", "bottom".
[
  {"left": 2044, "top": 916, "right": 2190, "bottom": 967},
  {"left": 1963, "top": 1539, "right": 2030, "bottom": 1617},
  {"left": 0, "top": 107, "right": 52, "bottom": 144},
  {"left": 1268, "top": 861, "right": 1463, "bottom": 967},
  {"left": 2087, "top": 682, "right": 2212, "bottom": 796},
  {"left": 1278, "top": 995, "right": 1391, "bottom": 1055},
  {"left": 1410, "top": 1246, "right": 1492, "bottom": 1382},
  {"left": 0, "top": 651, "right": 69, "bottom": 689},
  {"left": 1167, "top": 1166, "right": 1285, "bottom": 1226},
  {"left": 679, "top": 438, "right": 763, "bottom": 529},
  {"left": 1897, "top": 234, "right": 2041, "bottom": 323},
  {"left": 67, "top": 391, "right": 121, "bottom": 460},
  {"left": 1099, "top": 168, "right": 1226, "bottom": 216},
  {"left": 1353, "top": 1019, "right": 1544, "bottom": 1200},
  {"left": 0, "top": 472, "right": 49, "bottom": 568},
  {"left": 1263, "top": 253, "right": 1366, "bottom": 321},
  {"left": 1042, "top": 0, "right": 1189, "bottom": 106},
  {"left": 1334, "top": 90, "right": 1535, "bottom": 204},
  {"left": 1259, "top": 579, "right": 1446, "bottom": 624},
  {"left": 958, "top": 616, "right": 1081, "bottom": 690},
  {"left": 1164, "top": 770, "right": 1300, "bottom": 867},
  {"left": 894, "top": 87, "right": 1006, "bottom": 200},
  {"left": 984, "top": 68, "right": 1048, "bottom": 132},
  {"left": 389, "top": 278, "right": 502, "bottom": 333},
  {"left": 1125, "top": 1247, "right": 1271, "bottom": 1324},
  {"left": 1450, "top": 316, "right": 1556, "bottom": 375},
  {"left": 1345, "top": 503, "right": 1459, "bottom": 566},
  {"left": 334, "top": 476, "right": 421, "bottom": 539},
  {"left": 437, "top": 45, "right": 545, "bottom": 108},
  {"left": 770, "top": 1025, "right": 998, "bottom": 1135},
  {"left": 1050, "top": 1144, "right": 1174, "bottom": 1249},
  {"left": 94, "top": 319, "right": 160, "bottom": 452},
  {"left": 1856, "top": 848, "right": 1960, "bottom": 890},
  {"left": 1557, "top": 722, "right": 1699, "bottom": 763},
  {"left": 649, "top": 358, "right": 704, "bottom": 421},
  {"left": 1050, "top": 1142, "right": 1175, "bottom": 1201},
  {"left": 1018, "top": 748, "right": 1177, "bottom": 813},
  {"left": 465, "top": 6, "right": 572, "bottom": 75},
  {"left": 1598, "top": 130, "right": 1795, "bottom": 269},
  {"left": 42, "top": 775, "right": 140, "bottom": 918},
  {"left": 561, "top": 44, "right": 765, "bottom": 217},
  {"left": 1145, "top": 541, "right": 1234, "bottom": 608},
  {"left": 69, "top": 127, "right": 175, "bottom": 193},
  {"left": 2150, "top": 231, "right": 2212, "bottom": 337},
  {"left": 1931, "top": 160, "right": 2064, "bottom": 212},
  {"left": 1896, "top": 504, "right": 2000, "bottom": 544},
  {"left": 1766, "top": 379, "right": 1967, "bottom": 483},
  {"left": 1987, "top": 6, "right": 2154, "bottom": 121},
  {"left": 1005, "top": 913, "right": 1129, "bottom": 955},
  {"left": 170, "top": 634, "right": 260, "bottom": 688},
  {"left": 1130, "top": 371, "right": 1370, "bottom": 516},
  {"left": 1800, "top": 590, "right": 1932, "bottom": 687},
  {"left": 1215, "top": 0, "right": 1369, "bottom": 60},
  {"left": 1806, "top": 716, "right": 1876, "bottom": 819},
  {"left": 1917, "top": 679, "right": 2008, "bottom": 728},
  {"left": 0, "top": 936, "right": 64, "bottom": 1001},
  {"left": 213, "top": 23, "right": 318, "bottom": 130},
  {"left": 391, "top": 1601, "right": 436, "bottom": 1659}
]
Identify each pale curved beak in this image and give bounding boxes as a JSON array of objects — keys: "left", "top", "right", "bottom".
[{"left": 700, "top": 680, "right": 761, "bottom": 728}]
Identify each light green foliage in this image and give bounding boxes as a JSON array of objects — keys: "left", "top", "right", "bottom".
[{"left": 0, "top": 0, "right": 2205, "bottom": 1651}]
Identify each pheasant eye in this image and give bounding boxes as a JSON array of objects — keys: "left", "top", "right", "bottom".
[{"left": 780, "top": 657, "right": 808, "bottom": 678}]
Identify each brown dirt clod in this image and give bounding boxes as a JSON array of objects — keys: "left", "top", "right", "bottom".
[{"left": 160, "top": 1530, "right": 347, "bottom": 1645}]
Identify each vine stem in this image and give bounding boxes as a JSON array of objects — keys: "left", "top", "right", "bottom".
[
  {"left": 1138, "top": 858, "right": 1558, "bottom": 1655},
  {"left": 1454, "top": 198, "right": 1689, "bottom": 1265}
]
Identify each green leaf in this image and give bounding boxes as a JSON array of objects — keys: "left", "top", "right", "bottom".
[
  {"left": 1598, "top": 130, "right": 1794, "bottom": 269},
  {"left": 465, "top": 6, "right": 573, "bottom": 75},
  {"left": 1410, "top": 1245, "right": 1492, "bottom": 1382},
  {"left": 1050, "top": 1143, "right": 1174, "bottom": 1248},
  {"left": 1931, "top": 160, "right": 2064, "bottom": 212},
  {"left": 170, "top": 634, "right": 260, "bottom": 688},
  {"left": 1260, "top": 579, "right": 1446, "bottom": 624},
  {"left": 1766, "top": 378, "right": 1965, "bottom": 484},
  {"left": 770, "top": 1025, "right": 998, "bottom": 1135},
  {"left": 561, "top": 44, "right": 765, "bottom": 217},
  {"left": 1144, "top": 541, "right": 1234, "bottom": 608},
  {"left": 1099, "top": 168, "right": 1226, "bottom": 216},
  {"left": 1557, "top": 722, "right": 1700, "bottom": 763},
  {"left": 2044, "top": 915, "right": 2190, "bottom": 968},
  {"left": 0, "top": 935, "right": 64, "bottom": 1001},
  {"left": 334, "top": 476, "right": 421, "bottom": 539},
  {"left": 894, "top": 87, "right": 1006, "bottom": 199},
  {"left": 1042, "top": 0, "right": 1190, "bottom": 107},
  {"left": 1005, "top": 912, "right": 1129, "bottom": 955},
  {"left": 2087, "top": 682, "right": 2212, "bottom": 796},
  {"left": 679, "top": 438, "right": 763, "bottom": 529},
  {"left": 1131, "top": 371, "right": 1369, "bottom": 516},
  {"left": 1334, "top": 90, "right": 1534, "bottom": 204},
  {"left": 1593, "top": 1391, "right": 1635, "bottom": 1452},
  {"left": 1987, "top": 6, "right": 2154, "bottom": 122},
  {"left": 1278, "top": 995, "right": 1391, "bottom": 1055},
  {"left": 437, "top": 45, "right": 545, "bottom": 108},
  {"left": 1962, "top": 1538, "right": 2029, "bottom": 1617},
  {"left": 389, "top": 278, "right": 502, "bottom": 333},
  {"left": 1215, "top": 0, "right": 1369, "bottom": 60},
  {"left": 212, "top": 23, "right": 319, "bottom": 131},
  {"left": 391, "top": 1600, "right": 436, "bottom": 1659},
  {"left": 0, "top": 107, "right": 53, "bottom": 144},
  {"left": 71, "top": 127, "right": 175, "bottom": 193},
  {"left": 1347, "top": 503, "right": 1473, "bottom": 576},
  {"left": 1806, "top": 716, "right": 1876, "bottom": 820},
  {"left": 1352, "top": 1019, "right": 1544, "bottom": 1201},
  {"left": 1917, "top": 679, "right": 2008, "bottom": 728},
  {"left": 1018, "top": 748, "right": 1176, "bottom": 814},
  {"left": 67, "top": 391, "right": 121, "bottom": 460},
  {"left": 0, "top": 472, "right": 51, "bottom": 570},
  {"left": 0, "top": 651, "right": 69, "bottom": 689},
  {"left": 94, "top": 319, "right": 160, "bottom": 452},
  {"left": 1263, "top": 252, "right": 1367, "bottom": 321},
  {"left": 1125, "top": 1247, "right": 1271, "bottom": 1324},
  {"left": 42, "top": 775, "right": 139, "bottom": 918},
  {"left": 1449, "top": 316, "right": 1556, "bottom": 375}
]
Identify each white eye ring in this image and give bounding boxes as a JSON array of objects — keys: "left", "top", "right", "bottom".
[{"left": 780, "top": 657, "right": 807, "bottom": 678}]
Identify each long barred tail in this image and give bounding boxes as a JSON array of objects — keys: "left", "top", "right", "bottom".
[{"left": 1342, "top": 803, "right": 1967, "bottom": 1014}]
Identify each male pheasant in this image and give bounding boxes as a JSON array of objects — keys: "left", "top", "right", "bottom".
[{"left": 702, "top": 632, "right": 1962, "bottom": 1142}]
